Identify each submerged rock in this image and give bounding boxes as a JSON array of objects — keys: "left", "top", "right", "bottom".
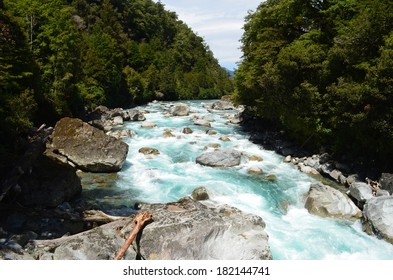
[
  {"left": 196, "top": 149, "right": 241, "bottom": 167},
  {"left": 219, "top": 136, "right": 231, "bottom": 142},
  {"left": 248, "top": 167, "right": 263, "bottom": 175},
  {"left": 47, "top": 117, "right": 128, "bottom": 173},
  {"left": 363, "top": 196, "right": 393, "bottom": 244},
  {"left": 141, "top": 121, "right": 157, "bottom": 128},
  {"left": 163, "top": 130, "right": 175, "bottom": 138},
  {"left": 305, "top": 182, "right": 362, "bottom": 221},
  {"left": 182, "top": 127, "right": 193, "bottom": 134},
  {"left": 139, "top": 147, "right": 160, "bottom": 155}
]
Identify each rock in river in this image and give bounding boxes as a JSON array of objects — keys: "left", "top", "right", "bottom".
[
  {"left": 305, "top": 182, "right": 362, "bottom": 221},
  {"left": 196, "top": 148, "right": 241, "bottom": 167},
  {"left": 47, "top": 117, "right": 128, "bottom": 173},
  {"left": 170, "top": 103, "right": 190, "bottom": 116},
  {"left": 363, "top": 196, "right": 393, "bottom": 244}
]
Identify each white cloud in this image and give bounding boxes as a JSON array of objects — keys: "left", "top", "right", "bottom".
[{"left": 155, "top": 0, "right": 261, "bottom": 70}]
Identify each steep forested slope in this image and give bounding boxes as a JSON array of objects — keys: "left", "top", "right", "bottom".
[
  {"left": 235, "top": 0, "right": 393, "bottom": 171},
  {"left": 0, "top": 0, "right": 233, "bottom": 175}
]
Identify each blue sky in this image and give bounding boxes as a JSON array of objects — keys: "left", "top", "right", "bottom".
[{"left": 155, "top": 0, "right": 262, "bottom": 70}]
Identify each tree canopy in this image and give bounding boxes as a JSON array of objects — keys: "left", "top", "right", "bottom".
[{"left": 235, "top": 0, "right": 393, "bottom": 171}]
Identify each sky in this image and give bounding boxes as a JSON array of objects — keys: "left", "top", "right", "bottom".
[{"left": 154, "top": 0, "right": 262, "bottom": 70}]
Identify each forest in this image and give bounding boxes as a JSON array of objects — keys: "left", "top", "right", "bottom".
[
  {"left": 0, "top": 0, "right": 233, "bottom": 175},
  {"left": 235, "top": 0, "right": 393, "bottom": 172}
]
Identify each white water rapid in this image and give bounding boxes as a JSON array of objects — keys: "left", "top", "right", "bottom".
[{"left": 82, "top": 100, "right": 393, "bottom": 260}]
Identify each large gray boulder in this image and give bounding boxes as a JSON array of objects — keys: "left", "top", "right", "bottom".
[
  {"left": 349, "top": 182, "right": 374, "bottom": 204},
  {"left": 47, "top": 117, "right": 128, "bottom": 173},
  {"left": 170, "top": 103, "right": 190, "bottom": 116},
  {"left": 127, "top": 109, "right": 146, "bottom": 121},
  {"left": 136, "top": 197, "right": 272, "bottom": 260},
  {"left": 212, "top": 100, "right": 235, "bottom": 110},
  {"left": 363, "top": 196, "right": 393, "bottom": 244},
  {"left": 305, "top": 182, "right": 362, "bottom": 221},
  {"left": 26, "top": 197, "right": 272, "bottom": 260},
  {"left": 196, "top": 149, "right": 241, "bottom": 167}
]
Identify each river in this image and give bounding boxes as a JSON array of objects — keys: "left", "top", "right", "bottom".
[{"left": 81, "top": 100, "right": 393, "bottom": 260}]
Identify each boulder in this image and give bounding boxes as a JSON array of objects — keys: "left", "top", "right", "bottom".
[
  {"left": 182, "top": 127, "right": 193, "bottom": 134},
  {"left": 87, "top": 106, "right": 129, "bottom": 131},
  {"left": 194, "top": 119, "right": 211, "bottom": 127},
  {"left": 284, "top": 155, "right": 292, "bottom": 163},
  {"left": 349, "top": 182, "right": 374, "bottom": 203},
  {"left": 196, "top": 149, "right": 241, "bottom": 167},
  {"left": 328, "top": 169, "right": 343, "bottom": 182},
  {"left": 206, "top": 129, "right": 218, "bottom": 135},
  {"left": 245, "top": 154, "right": 263, "bottom": 162},
  {"left": 141, "top": 121, "right": 156, "bottom": 128},
  {"left": 363, "top": 196, "right": 393, "bottom": 244},
  {"left": 204, "top": 143, "right": 221, "bottom": 150},
  {"left": 127, "top": 109, "right": 146, "bottom": 121},
  {"left": 304, "top": 182, "right": 362, "bottom": 221},
  {"left": 380, "top": 173, "right": 393, "bottom": 194},
  {"left": 163, "top": 130, "right": 175, "bottom": 138},
  {"left": 265, "top": 174, "right": 277, "bottom": 182},
  {"left": 212, "top": 100, "right": 235, "bottom": 110},
  {"left": 27, "top": 197, "right": 272, "bottom": 260},
  {"left": 112, "top": 116, "right": 123, "bottom": 126},
  {"left": 135, "top": 198, "right": 272, "bottom": 260},
  {"left": 376, "top": 189, "right": 390, "bottom": 197},
  {"left": 17, "top": 156, "right": 81, "bottom": 207},
  {"left": 191, "top": 187, "right": 210, "bottom": 201},
  {"left": 298, "top": 163, "right": 320, "bottom": 175},
  {"left": 138, "top": 147, "right": 160, "bottom": 155},
  {"left": 107, "top": 129, "right": 136, "bottom": 139},
  {"left": 47, "top": 117, "right": 128, "bottom": 173},
  {"left": 248, "top": 167, "right": 263, "bottom": 175},
  {"left": 219, "top": 136, "right": 231, "bottom": 142},
  {"left": 170, "top": 103, "right": 190, "bottom": 116}
]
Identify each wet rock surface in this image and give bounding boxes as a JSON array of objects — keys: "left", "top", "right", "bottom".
[{"left": 46, "top": 117, "right": 128, "bottom": 173}]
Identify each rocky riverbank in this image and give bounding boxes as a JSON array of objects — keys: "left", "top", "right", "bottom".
[{"left": 240, "top": 107, "right": 393, "bottom": 245}]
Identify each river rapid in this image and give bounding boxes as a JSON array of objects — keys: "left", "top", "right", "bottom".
[{"left": 81, "top": 100, "right": 393, "bottom": 260}]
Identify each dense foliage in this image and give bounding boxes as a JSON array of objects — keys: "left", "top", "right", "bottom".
[
  {"left": 0, "top": 0, "right": 233, "bottom": 174},
  {"left": 235, "top": 0, "right": 393, "bottom": 170}
]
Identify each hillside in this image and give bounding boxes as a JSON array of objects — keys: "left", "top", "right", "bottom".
[{"left": 0, "top": 0, "right": 233, "bottom": 176}]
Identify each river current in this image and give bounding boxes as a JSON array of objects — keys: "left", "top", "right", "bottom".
[{"left": 81, "top": 100, "right": 393, "bottom": 260}]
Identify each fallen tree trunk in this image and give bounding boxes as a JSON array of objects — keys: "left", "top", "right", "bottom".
[{"left": 114, "top": 211, "right": 153, "bottom": 260}]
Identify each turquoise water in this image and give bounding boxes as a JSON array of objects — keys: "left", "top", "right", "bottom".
[{"left": 106, "top": 100, "right": 393, "bottom": 259}]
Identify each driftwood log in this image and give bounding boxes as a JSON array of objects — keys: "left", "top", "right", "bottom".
[{"left": 114, "top": 211, "right": 153, "bottom": 260}]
